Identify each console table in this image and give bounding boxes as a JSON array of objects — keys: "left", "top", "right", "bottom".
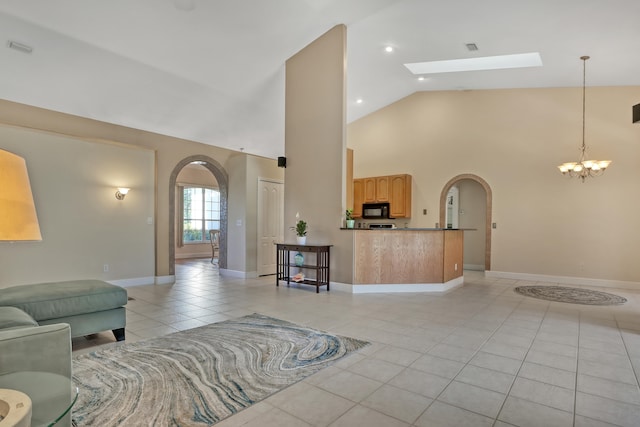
[{"left": 275, "top": 244, "right": 331, "bottom": 293}]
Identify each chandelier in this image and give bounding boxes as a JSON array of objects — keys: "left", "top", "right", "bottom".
[{"left": 558, "top": 56, "right": 611, "bottom": 182}]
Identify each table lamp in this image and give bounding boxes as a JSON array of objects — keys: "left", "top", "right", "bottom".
[{"left": 0, "top": 149, "right": 41, "bottom": 242}]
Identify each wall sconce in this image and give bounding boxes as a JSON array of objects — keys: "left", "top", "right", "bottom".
[{"left": 115, "top": 187, "right": 130, "bottom": 200}]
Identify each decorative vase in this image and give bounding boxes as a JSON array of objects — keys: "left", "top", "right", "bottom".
[
  {"left": 294, "top": 251, "right": 304, "bottom": 267},
  {"left": 346, "top": 220, "right": 355, "bottom": 229},
  {"left": 296, "top": 236, "right": 306, "bottom": 245}
]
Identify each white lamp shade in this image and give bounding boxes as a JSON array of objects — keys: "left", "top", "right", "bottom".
[{"left": 0, "top": 149, "right": 42, "bottom": 241}]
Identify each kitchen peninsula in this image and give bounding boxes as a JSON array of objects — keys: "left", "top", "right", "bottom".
[{"left": 346, "top": 228, "right": 464, "bottom": 293}]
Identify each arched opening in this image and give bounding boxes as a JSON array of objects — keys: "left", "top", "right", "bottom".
[
  {"left": 439, "top": 174, "right": 492, "bottom": 271},
  {"left": 169, "top": 155, "right": 229, "bottom": 276}
]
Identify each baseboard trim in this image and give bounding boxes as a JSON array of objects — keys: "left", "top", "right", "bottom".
[
  {"left": 331, "top": 276, "right": 464, "bottom": 294},
  {"left": 155, "top": 275, "right": 176, "bottom": 285},
  {"left": 219, "top": 269, "right": 258, "bottom": 279},
  {"left": 108, "top": 276, "right": 156, "bottom": 288},
  {"left": 485, "top": 270, "right": 640, "bottom": 290}
]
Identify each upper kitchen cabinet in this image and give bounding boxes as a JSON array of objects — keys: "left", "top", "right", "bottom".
[
  {"left": 389, "top": 174, "right": 412, "bottom": 218},
  {"left": 352, "top": 174, "right": 412, "bottom": 218},
  {"left": 353, "top": 179, "right": 364, "bottom": 218}
]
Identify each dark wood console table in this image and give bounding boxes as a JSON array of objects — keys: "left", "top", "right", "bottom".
[{"left": 275, "top": 243, "right": 331, "bottom": 293}]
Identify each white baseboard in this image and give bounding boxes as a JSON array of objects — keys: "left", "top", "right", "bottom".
[
  {"left": 155, "top": 275, "right": 176, "bottom": 285},
  {"left": 175, "top": 253, "right": 211, "bottom": 259},
  {"left": 108, "top": 276, "right": 156, "bottom": 288},
  {"left": 464, "top": 264, "right": 485, "bottom": 271},
  {"left": 485, "top": 270, "right": 640, "bottom": 290},
  {"left": 219, "top": 269, "right": 258, "bottom": 279},
  {"left": 331, "top": 276, "right": 464, "bottom": 294}
]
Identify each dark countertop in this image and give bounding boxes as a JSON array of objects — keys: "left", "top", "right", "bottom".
[{"left": 339, "top": 228, "right": 475, "bottom": 231}]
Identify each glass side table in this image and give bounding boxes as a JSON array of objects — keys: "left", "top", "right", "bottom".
[{"left": 0, "top": 371, "right": 78, "bottom": 427}]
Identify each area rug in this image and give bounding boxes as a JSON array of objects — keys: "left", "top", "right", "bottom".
[
  {"left": 514, "top": 285, "right": 627, "bottom": 306},
  {"left": 72, "top": 313, "right": 368, "bottom": 426}
]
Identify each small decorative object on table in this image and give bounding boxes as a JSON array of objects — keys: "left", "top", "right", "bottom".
[
  {"left": 291, "top": 212, "right": 308, "bottom": 245},
  {"left": 294, "top": 252, "right": 304, "bottom": 266},
  {"left": 345, "top": 209, "right": 355, "bottom": 229}
]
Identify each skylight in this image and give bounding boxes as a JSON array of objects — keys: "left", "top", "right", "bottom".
[{"left": 404, "top": 52, "right": 542, "bottom": 75}]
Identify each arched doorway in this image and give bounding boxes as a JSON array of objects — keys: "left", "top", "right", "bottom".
[
  {"left": 169, "top": 155, "right": 229, "bottom": 275},
  {"left": 439, "top": 174, "right": 492, "bottom": 271}
]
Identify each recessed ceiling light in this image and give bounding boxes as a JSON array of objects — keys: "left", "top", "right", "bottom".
[
  {"left": 356, "top": 98, "right": 364, "bottom": 104},
  {"left": 385, "top": 46, "right": 393, "bottom": 53},
  {"left": 404, "top": 52, "right": 542, "bottom": 75}
]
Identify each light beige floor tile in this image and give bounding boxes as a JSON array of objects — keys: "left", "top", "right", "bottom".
[
  {"left": 328, "top": 404, "right": 410, "bottom": 427},
  {"left": 510, "top": 377, "right": 574, "bottom": 412},
  {"left": 480, "top": 339, "right": 529, "bottom": 360},
  {"left": 269, "top": 383, "right": 354, "bottom": 427},
  {"left": 525, "top": 349, "right": 577, "bottom": 372},
  {"left": 454, "top": 364, "right": 515, "bottom": 394},
  {"left": 518, "top": 361, "right": 576, "bottom": 389},
  {"left": 438, "top": 380, "right": 506, "bottom": 418},
  {"left": 414, "top": 401, "right": 494, "bottom": 427},
  {"left": 388, "top": 367, "right": 451, "bottom": 398},
  {"left": 469, "top": 351, "right": 522, "bottom": 375},
  {"left": 574, "top": 414, "right": 623, "bottom": 427},
  {"left": 71, "top": 261, "right": 640, "bottom": 426},
  {"left": 427, "top": 343, "right": 477, "bottom": 363},
  {"left": 498, "top": 396, "right": 573, "bottom": 427},
  {"left": 241, "top": 406, "right": 312, "bottom": 427},
  {"left": 347, "top": 358, "right": 405, "bottom": 383},
  {"left": 371, "top": 345, "right": 421, "bottom": 366},
  {"left": 214, "top": 401, "right": 273, "bottom": 427},
  {"left": 316, "top": 370, "right": 382, "bottom": 402},
  {"left": 577, "top": 374, "right": 640, "bottom": 405},
  {"left": 361, "top": 384, "right": 432, "bottom": 424},
  {"left": 410, "top": 354, "right": 465, "bottom": 379},
  {"left": 576, "top": 391, "right": 640, "bottom": 426},
  {"left": 578, "top": 359, "right": 637, "bottom": 385}
]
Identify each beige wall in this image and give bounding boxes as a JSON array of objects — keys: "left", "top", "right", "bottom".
[
  {"left": 348, "top": 87, "right": 640, "bottom": 283},
  {"left": 285, "top": 25, "right": 353, "bottom": 284},
  {"left": 0, "top": 125, "right": 155, "bottom": 287},
  {"left": 0, "top": 99, "right": 275, "bottom": 282},
  {"left": 226, "top": 154, "right": 284, "bottom": 276}
]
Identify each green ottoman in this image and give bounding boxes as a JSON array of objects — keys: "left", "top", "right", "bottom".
[{"left": 0, "top": 280, "right": 128, "bottom": 341}]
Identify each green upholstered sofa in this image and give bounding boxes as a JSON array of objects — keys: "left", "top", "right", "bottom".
[
  {"left": 0, "top": 280, "right": 128, "bottom": 341},
  {"left": 0, "top": 306, "right": 73, "bottom": 426}
]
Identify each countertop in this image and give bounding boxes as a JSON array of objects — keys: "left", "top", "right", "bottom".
[{"left": 339, "top": 228, "right": 475, "bottom": 231}]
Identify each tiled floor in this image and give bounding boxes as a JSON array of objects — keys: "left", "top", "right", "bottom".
[{"left": 72, "top": 259, "right": 640, "bottom": 426}]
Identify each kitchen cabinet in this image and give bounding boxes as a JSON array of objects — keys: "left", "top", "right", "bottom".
[
  {"left": 352, "top": 174, "right": 412, "bottom": 218},
  {"left": 363, "top": 178, "right": 376, "bottom": 203},
  {"left": 353, "top": 179, "right": 364, "bottom": 218},
  {"left": 389, "top": 174, "right": 411, "bottom": 218}
]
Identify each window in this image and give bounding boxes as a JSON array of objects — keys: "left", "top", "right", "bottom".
[{"left": 182, "top": 186, "right": 220, "bottom": 243}]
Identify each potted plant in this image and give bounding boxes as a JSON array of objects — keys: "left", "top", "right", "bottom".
[
  {"left": 291, "top": 213, "right": 308, "bottom": 244},
  {"left": 345, "top": 209, "right": 355, "bottom": 229}
]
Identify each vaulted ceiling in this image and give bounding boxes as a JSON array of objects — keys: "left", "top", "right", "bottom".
[{"left": 1, "top": 0, "right": 638, "bottom": 158}]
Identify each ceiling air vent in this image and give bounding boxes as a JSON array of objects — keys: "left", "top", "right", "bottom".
[
  {"left": 7, "top": 40, "right": 33, "bottom": 54},
  {"left": 465, "top": 43, "right": 478, "bottom": 51}
]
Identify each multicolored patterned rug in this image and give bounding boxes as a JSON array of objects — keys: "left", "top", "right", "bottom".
[
  {"left": 514, "top": 285, "right": 627, "bottom": 306},
  {"left": 72, "top": 313, "right": 368, "bottom": 426}
]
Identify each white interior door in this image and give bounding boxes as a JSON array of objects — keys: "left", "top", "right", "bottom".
[{"left": 257, "top": 178, "right": 284, "bottom": 276}]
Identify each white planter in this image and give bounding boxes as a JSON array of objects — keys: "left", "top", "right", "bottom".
[
  {"left": 346, "top": 220, "right": 355, "bottom": 229},
  {"left": 296, "top": 236, "right": 307, "bottom": 245}
]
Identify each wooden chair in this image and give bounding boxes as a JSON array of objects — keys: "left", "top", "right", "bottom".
[{"left": 209, "top": 230, "right": 220, "bottom": 264}]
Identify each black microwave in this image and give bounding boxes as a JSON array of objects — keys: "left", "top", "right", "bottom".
[{"left": 362, "top": 202, "right": 390, "bottom": 219}]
